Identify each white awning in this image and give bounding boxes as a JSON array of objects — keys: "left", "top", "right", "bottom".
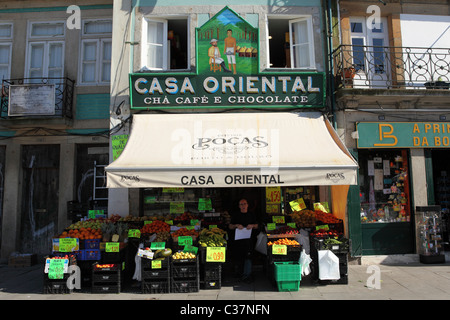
[{"left": 106, "top": 112, "right": 358, "bottom": 188}]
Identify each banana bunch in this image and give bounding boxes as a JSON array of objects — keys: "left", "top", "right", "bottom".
[{"left": 199, "top": 228, "right": 227, "bottom": 247}]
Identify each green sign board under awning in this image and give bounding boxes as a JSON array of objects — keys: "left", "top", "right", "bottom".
[{"left": 357, "top": 122, "right": 450, "bottom": 148}]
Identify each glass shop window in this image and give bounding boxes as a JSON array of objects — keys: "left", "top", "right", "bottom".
[{"left": 359, "top": 150, "right": 411, "bottom": 223}]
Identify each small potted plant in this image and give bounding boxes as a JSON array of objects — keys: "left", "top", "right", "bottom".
[{"left": 425, "top": 76, "right": 450, "bottom": 89}]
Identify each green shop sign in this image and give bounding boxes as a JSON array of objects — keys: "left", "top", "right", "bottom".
[
  {"left": 129, "top": 7, "right": 325, "bottom": 110},
  {"left": 357, "top": 122, "right": 450, "bottom": 148}
]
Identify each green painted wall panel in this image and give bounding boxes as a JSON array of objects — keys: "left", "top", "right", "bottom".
[{"left": 76, "top": 93, "right": 110, "bottom": 120}]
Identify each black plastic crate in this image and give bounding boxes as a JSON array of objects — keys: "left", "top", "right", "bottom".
[
  {"left": 202, "top": 263, "right": 222, "bottom": 280},
  {"left": 140, "top": 257, "right": 170, "bottom": 270},
  {"left": 92, "top": 271, "right": 121, "bottom": 283},
  {"left": 171, "top": 264, "right": 199, "bottom": 279},
  {"left": 202, "top": 278, "right": 221, "bottom": 289},
  {"left": 171, "top": 279, "right": 199, "bottom": 293},
  {"left": 312, "top": 238, "right": 349, "bottom": 253},
  {"left": 91, "top": 283, "right": 121, "bottom": 293},
  {"left": 43, "top": 276, "right": 73, "bottom": 294},
  {"left": 142, "top": 269, "right": 170, "bottom": 280},
  {"left": 267, "top": 245, "right": 301, "bottom": 263},
  {"left": 142, "top": 279, "right": 170, "bottom": 294}
]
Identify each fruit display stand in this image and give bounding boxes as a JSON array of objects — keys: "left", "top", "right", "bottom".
[
  {"left": 43, "top": 255, "right": 77, "bottom": 294},
  {"left": 171, "top": 252, "right": 200, "bottom": 293},
  {"left": 139, "top": 247, "right": 172, "bottom": 293},
  {"left": 309, "top": 229, "right": 349, "bottom": 285},
  {"left": 91, "top": 263, "right": 122, "bottom": 294}
]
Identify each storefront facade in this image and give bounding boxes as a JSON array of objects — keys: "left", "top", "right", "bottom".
[
  {"left": 333, "top": 0, "right": 450, "bottom": 257},
  {"left": 107, "top": 2, "right": 358, "bottom": 242}
]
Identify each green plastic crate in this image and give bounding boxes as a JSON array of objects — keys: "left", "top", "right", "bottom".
[
  {"left": 277, "top": 280, "right": 300, "bottom": 292},
  {"left": 274, "top": 261, "right": 302, "bottom": 281}
]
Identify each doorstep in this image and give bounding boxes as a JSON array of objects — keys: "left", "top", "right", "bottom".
[{"left": 360, "top": 254, "right": 420, "bottom": 265}]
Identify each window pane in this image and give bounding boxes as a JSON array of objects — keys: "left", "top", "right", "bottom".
[
  {"left": 31, "top": 23, "right": 64, "bottom": 37},
  {"left": 147, "top": 21, "right": 164, "bottom": 45},
  {"left": 102, "top": 41, "right": 112, "bottom": 61},
  {"left": 30, "top": 44, "right": 44, "bottom": 69},
  {"left": 0, "top": 24, "right": 12, "bottom": 38},
  {"left": 146, "top": 44, "right": 163, "bottom": 69},
  {"left": 48, "top": 68, "right": 62, "bottom": 78},
  {"left": 351, "top": 22, "right": 363, "bottom": 33},
  {"left": 292, "top": 20, "right": 308, "bottom": 46},
  {"left": 101, "top": 62, "right": 111, "bottom": 82},
  {"left": 292, "top": 44, "right": 310, "bottom": 68},
  {"left": 372, "top": 38, "right": 385, "bottom": 73},
  {"left": 352, "top": 38, "right": 365, "bottom": 71},
  {"left": 82, "top": 63, "right": 96, "bottom": 82},
  {"left": 0, "top": 45, "right": 10, "bottom": 64},
  {"left": 0, "top": 66, "right": 8, "bottom": 80},
  {"left": 49, "top": 43, "right": 63, "bottom": 68},
  {"left": 83, "top": 42, "right": 97, "bottom": 61},
  {"left": 84, "top": 20, "right": 112, "bottom": 34}
]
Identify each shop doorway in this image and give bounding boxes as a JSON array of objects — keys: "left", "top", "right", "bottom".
[
  {"left": 20, "top": 145, "right": 60, "bottom": 255},
  {"left": 431, "top": 149, "right": 450, "bottom": 250}
]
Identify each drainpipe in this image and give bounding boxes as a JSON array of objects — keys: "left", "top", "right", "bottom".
[{"left": 325, "top": 0, "right": 337, "bottom": 129}]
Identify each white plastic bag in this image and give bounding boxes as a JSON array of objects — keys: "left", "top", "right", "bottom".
[
  {"left": 318, "top": 250, "right": 340, "bottom": 280},
  {"left": 254, "top": 231, "right": 267, "bottom": 255},
  {"left": 299, "top": 249, "right": 312, "bottom": 276},
  {"left": 132, "top": 243, "right": 143, "bottom": 281}
]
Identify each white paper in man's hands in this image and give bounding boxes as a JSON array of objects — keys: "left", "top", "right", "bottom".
[{"left": 235, "top": 228, "right": 252, "bottom": 240}]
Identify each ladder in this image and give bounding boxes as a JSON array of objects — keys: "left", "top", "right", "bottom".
[{"left": 93, "top": 160, "right": 108, "bottom": 201}]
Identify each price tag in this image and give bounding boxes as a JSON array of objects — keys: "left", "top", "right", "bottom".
[
  {"left": 290, "top": 198, "right": 306, "bottom": 211},
  {"left": 314, "top": 202, "right": 330, "bottom": 213},
  {"left": 128, "top": 229, "right": 141, "bottom": 238},
  {"left": 165, "top": 220, "right": 173, "bottom": 225},
  {"left": 170, "top": 202, "right": 185, "bottom": 214},
  {"left": 266, "top": 187, "right": 281, "bottom": 203},
  {"left": 272, "top": 216, "right": 285, "bottom": 224},
  {"left": 208, "top": 225, "right": 217, "bottom": 230},
  {"left": 287, "top": 222, "right": 296, "bottom": 228},
  {"left": 186, "top": 226, "right": 195, "bottom": 230},
  {"left": 47, "top": 259, "right": 67, "bottom": 279},
  {"left": 272, "top": 244, "right": 287, "bottom": 255},
  {"left": 198, "top": 198, "right": 212, "bottom": 211},
  {"left": 183, "top": 245, "right": 198, "bottom": 254},
  {"left": 150, "top": 242, "right": 165, "bottom": 250},
  {"left": 206, "top": 247, "right": 226, "bottom": 262},
  {"left": 267, "top": 223, "right": 276, "bottom": 231},
  {"left": 178, "top": 236, "right": 193, "bottom": 246},
  {"left": 190, "top": 219, "right": 199, "bottom": 226},
  {"left": 58, "top": 238, "right": 78, "bottom": 252},
  {"left": 105, "top": 242, "right": 120, "bottom": 252},
  {"left": 316, "top": 225, "right": 329, "bottom": 231},
  {"left": 144, "top": 220, "right": 153, "bottom": 225},
  {"left": 151, "top": 260, "right": 162, "bottom": 269}
]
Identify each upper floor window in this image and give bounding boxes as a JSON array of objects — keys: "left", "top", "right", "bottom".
[
  {"left": 26, "top": 21, "right": 65, "bottom": 81},
  {"left": 79, "top": 19, "right": 112, "bottom": 85},
  {"left": 141, "top": 17, "right": 189, "bottom": 71},
  {"left": 0, "top": 23, "right": 13, "bottom": 80},
  {"left": 267, "top": 16, "right": 316, "bottom": 69}
]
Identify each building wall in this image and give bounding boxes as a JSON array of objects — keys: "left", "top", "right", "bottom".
[{"left": 0, "top": 1, "right": 112, "bottom": 259}]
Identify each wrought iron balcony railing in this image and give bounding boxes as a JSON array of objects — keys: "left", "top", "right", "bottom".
[
  {"left": 0, "top": 77, "right": 75, "bottom": 119},
  {"left": 333, "top": 45, "right": 450, "bottom": 90}
]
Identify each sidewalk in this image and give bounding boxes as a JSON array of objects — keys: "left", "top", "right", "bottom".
[{"left": 0, "top": 255, "right": 449, "bottom": 301}]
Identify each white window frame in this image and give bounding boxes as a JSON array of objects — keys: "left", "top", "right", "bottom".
[
  {"left": 266, "top": 15, "right": 316, "bottom": 70},
  {"left": 25, "top": 21, "right": 66, "bottom": 80},
  {"left": 0, "top": 23, "right": 13, "bottom": 80},
  {"left": 79, "top": 19, "right": 112, "bottom": 85},
  {"left": 141, "top": 16, "right": 190, "bottom": 71}
]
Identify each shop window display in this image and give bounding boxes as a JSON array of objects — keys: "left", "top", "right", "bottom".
[{"left": 359, "top": 150, "right": 411, "bottom": 223}]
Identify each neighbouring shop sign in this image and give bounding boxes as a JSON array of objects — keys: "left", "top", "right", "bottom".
[{"left": 357, "top": 122, "right": 450, "bottom": 148}]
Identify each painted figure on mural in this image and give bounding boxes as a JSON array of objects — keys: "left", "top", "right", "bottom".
[
  {"left": 223, "top": 29, "right": 237, "bottom": 74},
  {"left": 208, "top": 38, "right": 231, "bottom": 72}
]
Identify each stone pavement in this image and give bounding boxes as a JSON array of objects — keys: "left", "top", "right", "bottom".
[{"left": 1, "top": 254, "right": 449, "bottom": 302}]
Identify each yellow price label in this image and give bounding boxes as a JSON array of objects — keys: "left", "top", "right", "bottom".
[
  {"left": 151, "top": 260, "right": 162, "bottom": 269},
  {"left": 272, "top": 244, "right": 287, "bottom": 255},
  {"left": 206, "top": 247, "right": 226, "bottom": 262}
]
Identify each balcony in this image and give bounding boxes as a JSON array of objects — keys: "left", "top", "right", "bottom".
[
  {"left": 0, "top": 77, "right": 75, "bottom": 120},
  {"left": 333, "top": 45, "right": 450, "bottom": 90}
]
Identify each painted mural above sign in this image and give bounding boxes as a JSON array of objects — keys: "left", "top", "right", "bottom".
[{"left": 130, "top": 6, "right": 325, "bottom": 110}]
